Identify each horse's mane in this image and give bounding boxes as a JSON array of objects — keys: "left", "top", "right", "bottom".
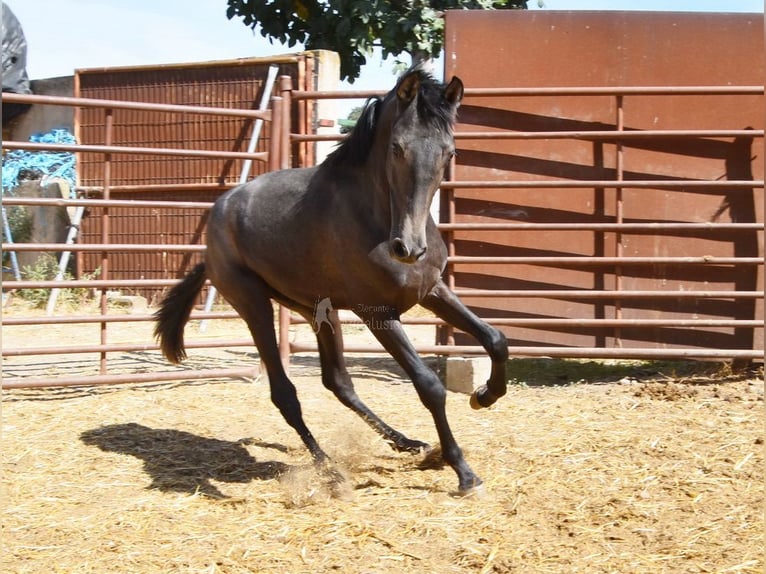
[
  {"left": 322, "top": 95, "right": 382, "bottom": 168},
  {"left": 321, "top": 67, "right": 455, "bottom": 169}
]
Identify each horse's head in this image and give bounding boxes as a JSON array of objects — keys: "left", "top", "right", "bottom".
[{"left": 379, "top": 68, "right": 463, "bottom": 264}]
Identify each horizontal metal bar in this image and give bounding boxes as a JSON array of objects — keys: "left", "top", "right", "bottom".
[
  {"left": 3, "top": 141, "right": 269, "bottom": 161},
  {"left": 6, "top": 200, "right": 758, "bottom": 233},
  {"left": 1, "top": 197, "right": 214, "bottom": 209},
  {"left": 1, "top": 92, "right": 273, "bottom": 119},
  {"left": 453, "top": 289, "right": 764, "bottom": 299},
  {"left": 291, "top": 89, "right": 383, "bottom": 100},
  {"left": 1, "top": 367, "right": 257, "bottom": 390},
  {"left": 77, "top": 183, "right": 230, "bottom": 193},
  {"left": 505, "top": 347, "right": 765, "bottom": 360},
  {"left": 291, "top": 129, "right": 764, "bottom": 145},
  {"left": 441, "top": 179, "right": 764, "bottom": 189},
  {"left": 1, "top": 311, "right": 239, "bottom": 326},
  {"left": 438, "top": 222, "right": 764, "bottom": 231},
  {"left": 287, "top": 315, "right": 761, "bottom": 328},
  {"left": 290, "top": 342, "right": 762, "bottom": 360},
  {"left": 6, "top": 280, "right": 763, "bottom": 296},
  {"left": 448, "top": 256, "right": 764, "bottom": 265},
  {"left": 6, "top": 331, "right": 760, "bottom": 360},
  {"left": 3, "top": 199, "right": 759, "bottom": 233},
  {"left": 463, "top": 86, "right": 764, "bottom": 97},
  {"left": 4, "top": 312, "right": 759, "bottom": 331},
  {"left": 455, "top": 129, "right": 764, "bottom": 140},
  {"left": 291, "top": 133, "right": 344, "bottom": 143},
  {"left": 3, "top": 279, "right": 182, "bottom": 289},
  {"left": 1, "top": 338, "right": 254, "bottom": 357},
  {"left": 290, "top": 86, "right": 764, "bottom": 101},
  {"left": 3, "top": 243, "right": 205, "bottom": 253},
  {"left": 485, "top": 319, "right": 763, "bottom": 328}
]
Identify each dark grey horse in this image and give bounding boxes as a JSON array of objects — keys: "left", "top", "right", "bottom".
[{"left": 154, "top": 67, "right": 509, "bottom": 495}]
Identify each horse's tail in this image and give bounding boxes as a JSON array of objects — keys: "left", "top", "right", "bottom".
[{"left": 153, "top": 262, "right": 207, "bottom": 364}]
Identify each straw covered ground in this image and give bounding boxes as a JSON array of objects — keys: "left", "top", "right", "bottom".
[{"left": 2, "top": 313, "right": 764, "bottom": 573}]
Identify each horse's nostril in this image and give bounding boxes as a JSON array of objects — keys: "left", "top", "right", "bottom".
[{"left": 390, "top": 238, "right": 409, "bottom": 260}]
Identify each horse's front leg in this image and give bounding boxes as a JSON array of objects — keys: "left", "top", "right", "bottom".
[
  {"left": 421, "top": 279, "right": 509, "bottom": 409},
  {"left": 358, "top": 308, "right": 482, "bottom": 495}
]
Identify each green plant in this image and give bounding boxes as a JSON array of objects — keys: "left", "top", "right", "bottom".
[
  {"left": 227, "top": 0, "right": 528, "bottom": 82},
  {"left": 17, "top": 255, "right": 98, "bottom": 309},
  {"left": 2, "top": 206, "right": 32, "bottom": 270}
]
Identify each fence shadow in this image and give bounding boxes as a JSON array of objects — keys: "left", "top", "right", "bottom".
[{"left": 504, "top": 358, "right": 739, "bottom": 387}]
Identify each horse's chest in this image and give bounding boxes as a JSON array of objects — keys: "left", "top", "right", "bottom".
[{"left": 362, "top": 250, "right": 442, "bottom": 309}]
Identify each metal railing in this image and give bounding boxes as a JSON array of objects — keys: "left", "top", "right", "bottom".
[
  {"left": 284, "top": 83, "right": 764, "bottom": 362},
  {"left": 2, "top": 92, "right": 282, "bottom": 388},
  {"left": 2, "top": 83, "right": 763, "bottom": 390}
]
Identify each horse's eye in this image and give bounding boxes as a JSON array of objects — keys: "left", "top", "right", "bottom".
[{"left": 391, "top": 143, "right": 404, "bottom": 158}]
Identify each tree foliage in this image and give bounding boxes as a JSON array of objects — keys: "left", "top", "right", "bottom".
[{"left": 226, "top": 1, "right": 527, "bottom": 82}]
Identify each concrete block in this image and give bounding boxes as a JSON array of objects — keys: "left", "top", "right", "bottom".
[{"left": 445, "top": 357, "right": 491, "bottom": 395}]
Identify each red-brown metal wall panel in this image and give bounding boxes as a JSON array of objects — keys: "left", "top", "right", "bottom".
[
  {"left": 73, "top": 55, "right": 316, "bottom": 295},
  {"left": 444, "top": 11, "right": 763, "bottom": 352}
]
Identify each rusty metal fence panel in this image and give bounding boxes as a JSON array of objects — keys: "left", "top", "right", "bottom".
[
  {"left": 73, "top": 56, "right": 318, "bottom": 295},
  {"left": 2, "top": 92, "right": 282, "bottom": 389},
  {"left": 440, "top": 10, "right": 764, "bottom": 359}
]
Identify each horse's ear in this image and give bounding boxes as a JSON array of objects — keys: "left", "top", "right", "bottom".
[
  {"left": 396, "top": 72, "right": 420, "bottom": 105},
  {"left": 444, "top": 76, "right": 464, "bottom": 107}
]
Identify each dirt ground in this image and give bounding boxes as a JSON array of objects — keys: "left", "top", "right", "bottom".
[{"left": 2, "top": 305, "right": 764, "bottom": 573}]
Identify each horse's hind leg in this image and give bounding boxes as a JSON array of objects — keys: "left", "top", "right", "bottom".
[
  {"left": 301, "top": 307, "right": 429, "bottom": 454},
  {"left": 211, "top": 267, "right": 329, "bottom": 463}
]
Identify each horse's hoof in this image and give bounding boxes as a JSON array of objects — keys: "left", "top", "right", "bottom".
[
  {"left": 418, "top": 445, "right": 445, "bottom": 470},
  {"left": 396, "top": 438, "right": 431, "bottom": 454},
  {"left": 470, "top": 384, "right": 499, "bottom": 410},
  {"left": 455, "top": 481, "right": 486, "bottom": 499}
]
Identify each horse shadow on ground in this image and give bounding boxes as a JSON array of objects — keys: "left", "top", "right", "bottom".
[{"left": 80, "top": 423, "right": 291, "bottom": 499}]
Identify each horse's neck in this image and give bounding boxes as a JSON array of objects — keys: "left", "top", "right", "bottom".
[
  {"left": 315, "top": 141, "right": 392, "bottom": 226},
  {"left": 354, "top": 160, "right": 391, "bottom": 225}
]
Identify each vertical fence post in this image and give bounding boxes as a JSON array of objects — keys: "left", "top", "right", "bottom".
[
  {"left": 614, "top": 95, "right": 625, "bottom": 348},
  {"left": 99, "top": 108, "right": 114, "bottom": 374},
  {"left": 268, "top": 97, "right": 282, "bottom": 172},
  {"left": 441, "top": 157, "right": 458, "bottom": 346},
  {"left": 278, "top": 76, "right": 293, "bottom": 171},
  {"left": 270, "top": 92, "right": 293, "bottom": 371}
]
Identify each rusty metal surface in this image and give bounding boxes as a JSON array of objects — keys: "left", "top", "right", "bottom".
[
  {"left": 73, "top": 56, "right": 312, "bottom": 293},
  {"left": 75, "top": 59, "right": 291, "bottom": 188},
  {"left": 443, "top": 10, "right": 764, "bottom": 354},
  {"left": 1, "top": 90, "right": 278, "bottom": 389}
]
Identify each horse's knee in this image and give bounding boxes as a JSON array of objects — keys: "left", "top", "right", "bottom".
[{"left": 488, "top": 328, "right": 509, "bottom": 363}]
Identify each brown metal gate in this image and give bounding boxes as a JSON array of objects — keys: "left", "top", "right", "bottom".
[
  {"left": 73, "top": 54, "right": 327, "bottom": 297},
  {"left": 1, "top": 91, "right": 282, "bottom": 388},
  {"left": 439, "top": 10, "right": 764, "bottom": 360}
]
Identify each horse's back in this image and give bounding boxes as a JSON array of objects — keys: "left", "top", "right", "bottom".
[
  {"left": 205, "top": 167, "right": 331, "bottom": 303},
  {"left": 215, "top": 167, "right": 316, "bottom": 221}
]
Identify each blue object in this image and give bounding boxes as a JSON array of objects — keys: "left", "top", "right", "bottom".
[{"left": 2, "top": 128, "right": 77, "bottom": 196}]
